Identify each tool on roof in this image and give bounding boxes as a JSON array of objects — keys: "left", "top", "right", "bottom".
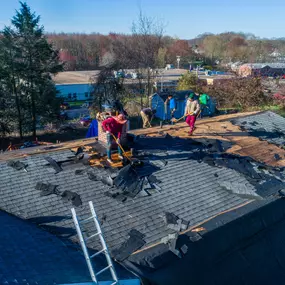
[
  {"left": 71, "top": 201, "right": 119, "bottom": 285},
  {"left": 171, "top": 109, "right": 202, "bottom": 123},
  {"left": 111, "top": 133, "right": 132, "bottom": 162},
  {"left": 111, "top": 133, "right": 143, "bottom": 166},
  {"left": 171, "top": 112, "right": 193, "bottom": 123}
]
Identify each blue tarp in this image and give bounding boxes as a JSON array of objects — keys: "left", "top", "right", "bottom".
[{"left": 86, "top": 119, "right": 98, "bottom": 138}]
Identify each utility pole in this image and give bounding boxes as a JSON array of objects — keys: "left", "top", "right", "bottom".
[
  {"left": 176, "top": 56, "right": 181, "bottom": 69},
  {"left": 160, "top": 71, "right": 164, "bottom": 92}
]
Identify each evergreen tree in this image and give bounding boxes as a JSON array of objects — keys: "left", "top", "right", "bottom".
[
  {"left": 177, "top": 71, "right": 198, "bottom": 92},
  {"left": 0, "top": 27, "right": 25, "bottom": 138},
  {"left": 0, "top": 1, "right": 63, "bottom": 138}
]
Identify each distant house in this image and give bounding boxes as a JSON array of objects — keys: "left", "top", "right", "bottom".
[
  {"left": 53, "top": 70, "right": 99, "bottom": 101},
  {"left": 56, "top": 83, "right": 94, "bottom": 101},
  {"left": 238, "top": 63, "right": 285, "bottom": 77},
  {"left": 150, "top": 90, "right": 192, "bottom": 120}
]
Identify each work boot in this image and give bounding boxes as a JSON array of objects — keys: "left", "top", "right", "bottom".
[{"left": 107, "top": 158, "right": 113, "bottom": 164}]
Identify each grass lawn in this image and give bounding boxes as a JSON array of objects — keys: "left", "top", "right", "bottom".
[{"left": 68, "top": 101, "right": 85, "bottom": 107}]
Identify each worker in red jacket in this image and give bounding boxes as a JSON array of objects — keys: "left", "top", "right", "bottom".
[{"left": 102, "top": 114, "right": 127, "bottom": 163}]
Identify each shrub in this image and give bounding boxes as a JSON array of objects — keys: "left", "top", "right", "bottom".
[{"left": 207, "top": 77, "right": 272, "bottom": 109}]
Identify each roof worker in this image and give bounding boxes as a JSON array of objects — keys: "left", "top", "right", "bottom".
[
  {"left": 140, "top": 108, "right": 156, "bottom": 128},
  {"left": 164, "top": 94, "right": 177, "bottom": 121},
  {"left": 184, "top": 93, "right": 200, "bottom": 136},
  {"left": 102, "top": 114, "right": 127, "bottom": 164},
  {"left": 199, "top": 92, "right": 210, "bottom": 117}
]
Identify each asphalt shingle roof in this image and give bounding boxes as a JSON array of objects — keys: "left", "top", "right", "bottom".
[
  {"left": 2, "top": 111, "right": 285, "bottom": 284},
  {"left": 0, "top": 137, "right": 279, "bottom": 254},
  {"left": 231, "top": 111, "right": 285, "bottom": 147}
]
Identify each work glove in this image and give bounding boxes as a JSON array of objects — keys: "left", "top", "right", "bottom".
[{"left": 106, "top": 131, "right": 110, "bottom": 134}]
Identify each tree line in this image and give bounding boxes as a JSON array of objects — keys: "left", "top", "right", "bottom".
[{"left": 48, "top": 31, "right": 285, "bottom": 72}]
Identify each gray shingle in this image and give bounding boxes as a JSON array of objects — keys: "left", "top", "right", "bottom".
[
  {"left": 0, "top": 133, "right": 283, "bottom": 267},
  {"left": 231, "top": 111, "right": 285, "bottom": 146}
]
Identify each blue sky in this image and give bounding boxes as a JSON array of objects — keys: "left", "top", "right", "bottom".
[{"left": 0, "top": 0, "right": 285, "bottom": 39}]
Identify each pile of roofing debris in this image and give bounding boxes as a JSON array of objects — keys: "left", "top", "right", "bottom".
[{"left": 86, "top": 154, "right": 163, "bottom": 203}]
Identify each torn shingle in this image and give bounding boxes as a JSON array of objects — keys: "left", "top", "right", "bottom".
[
  {"left": 165, "top": 212, "right": 179, "bottom": 225},
  {"left": 112, "top": 229, "right": 146, "bottom": 261},
  {"left": 35, "top": 182, "right": 59, "bottom": 196},
  {"left": 61, "top": 190, "right": 82, "bottom": 207},
  {"left": 164, "top": 212, "right": 189, "bottom": 232},
  {"left": 180, "top": 244, "right": 188, "bottom": 255},
  {"left": 188, "top": 231, "right": 203, "bottom": 242},
  {"left": 44, "top": 156, "right": 63, "bottom": 173},
  {"left": 7, "top": 160, "right": 27, "bottom": 171},
  {"left": 75, "top": 169, "right": 85, "bottom": 175},
  {"left": 161, "top": 233, "right": 178, "bottom": 244},
  {"left": 168, "top": 238, "right": 181, "bottom": 258}
]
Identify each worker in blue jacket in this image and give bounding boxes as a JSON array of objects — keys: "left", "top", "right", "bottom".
[{"left": 164, "top": 95, "right": 177, "bottom": 121}]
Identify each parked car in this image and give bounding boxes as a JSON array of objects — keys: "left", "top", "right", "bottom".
[
  {"left": 79, "top": 116, "right": 92, "bottom": 127},
  {"left": 60, "top": 102, "right": 70, "bottom": 110},
  {"left": 125, "top": 73, "right": 132, "bottom": 79}
]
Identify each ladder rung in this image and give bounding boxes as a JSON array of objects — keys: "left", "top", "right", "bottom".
[
  {"left": 85, "top": 232, "right": 100, "bottom": 241},
  {"left": 80, "top": 215, "right": 95, "bottom": 224},
  {"left": 96, "top": 265, "right": 112, "bottom": 276},
  {"left": 90, "top": 248, "right": 106, "bottom": 258}
]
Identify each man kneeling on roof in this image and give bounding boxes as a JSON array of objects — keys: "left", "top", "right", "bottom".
[
  {"left": 102, "top": 114, "right": 127, "bottom": 164},
  {"left": 140, "top": 108, "right": 156, "bottom": 128},
  {"left": 184, "top": 93, "right": 200, "bottom": 136}
]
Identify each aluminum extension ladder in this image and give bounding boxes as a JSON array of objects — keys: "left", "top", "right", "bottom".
[{"left": 71, "top": 201, "right": 119, "bottom": 285}]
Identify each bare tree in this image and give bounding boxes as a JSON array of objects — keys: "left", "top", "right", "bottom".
[{"left": 131, "top": 11, "right": 165, "bottom": 105}]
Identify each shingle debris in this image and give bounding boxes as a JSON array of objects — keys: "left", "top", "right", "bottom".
[
  {"left": 35, "top": 181, "right": 82, "bottom": 206},
  {"left": 188, "top": 231, "right": 203, "bottom": 242},
  {"left": 61, "top": 190, "right": 82, "bottom": 207},
  {"left": 180, "top": 244, "right": 188, "bottom": 255},
  {"left": 164, "top": 212, "right": 190, "bottom": 232},
  {"left": 87, "top": 161, "right": 163, "bottom": 202},
  {"left": 35, "top": 182, "right": 59, "bottom": 196},
  {"left": 188, "top": 151, "right": 285, "bottom": 197},
  {"left": 113, "top": 229, "right": 146, "bottom": 261},
  {"left": 44, "top": 156, "right": 63, "bottom": 173},
  {"left": 7, "top": 160, "right": 28, "bottom": 172}
]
